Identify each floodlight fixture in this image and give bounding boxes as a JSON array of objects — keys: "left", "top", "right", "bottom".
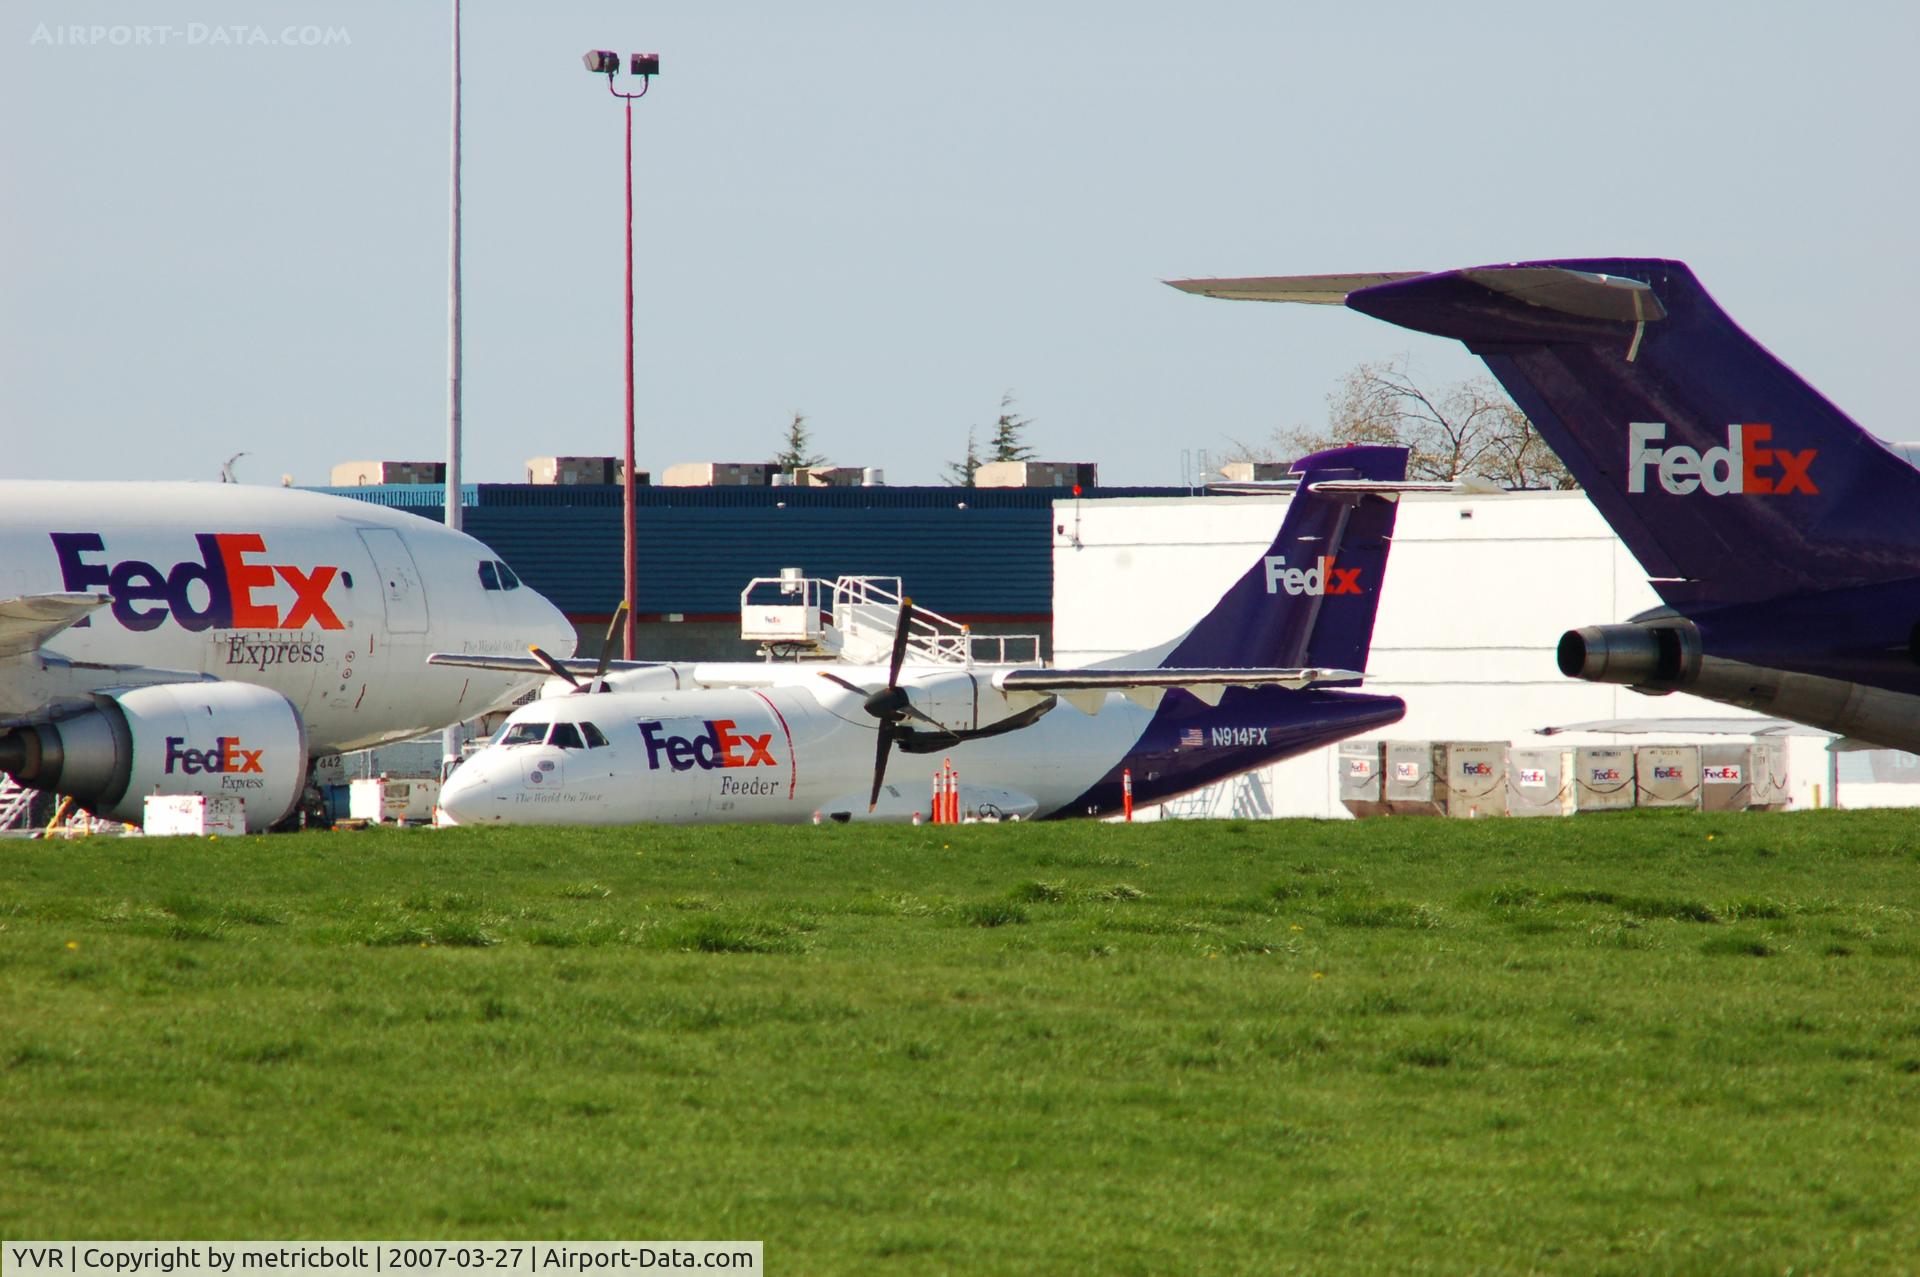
[
  {"left": 630, "top": 53, "right": 660, "bottom": 77},
  {"left": 582, "top": 49, "right": 620, "bottom": 75}
]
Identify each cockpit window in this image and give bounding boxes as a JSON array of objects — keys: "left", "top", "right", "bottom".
[
  {"left": 498, "top": 721, "right": 550, "bottom": 747},
  {"left": 581, "top": 722, "right": 609, "bottom": 748},
  {"left": 478, "top": 561, "right": 500, "bottom": 591},
  {"left": 498, "top": 561, "right": 522, "bottom": 590},
  {"left": 550, "top": 722, "right": 585, "bottom": 750}
]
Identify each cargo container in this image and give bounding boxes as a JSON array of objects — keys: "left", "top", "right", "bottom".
[
  {"left": 1338, "top": 740, "right": 1387, "bottom": 818},
  {"left": 1573, "top": 746, "right": 1636, "bottom": 812},
  {"left": 1635, "top": 745, "right": 1702, "bottom": 809},
  {"left": 1506, "top": 747, "right": 1573, "bottom": 817}
]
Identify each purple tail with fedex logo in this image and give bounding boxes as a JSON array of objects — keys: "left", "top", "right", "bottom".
[
  {"left": 1341, "top": 259, "right": 1920, "bottom": 611},
  {"left": 1150, "top": 443, "right": 1409, "bottom": 672}
]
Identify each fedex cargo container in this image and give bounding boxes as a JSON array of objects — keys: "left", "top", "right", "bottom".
[
  {"left": 1700, "top": 743, "right": 1755, "bottom": 812},
  {"left": 1338, "top": 740, "right": 1387, "bottom": 819},
  {"left": 1438, "top": 741, "right": 1508, "bottom": 818},
  {"left": 1636, "top": 745, "right": 1702, "bottom": 810},
  {"left": 1573, "top": 747, "right": 1636, "bottom": 812},
  {"left": 1507, "top": 747, "right": 1573, "bottom": 818},
  {"left": 1384, "top": 741, "right": 1440, "bottom": 815}
]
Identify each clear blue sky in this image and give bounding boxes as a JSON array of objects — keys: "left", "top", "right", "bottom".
[{"left": 6, "top": 1, "right": 1914, "bottom": 487}]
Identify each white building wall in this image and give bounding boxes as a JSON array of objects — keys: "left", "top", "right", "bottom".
[{"left": 1052, "top": 491, "right": 1843, "bottom": 816}]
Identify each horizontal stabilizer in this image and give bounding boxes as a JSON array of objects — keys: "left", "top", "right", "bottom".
[
  {"left": 0, "top": 593, "right": 110, "bottom": 659},
  {"left": 1165, "top": 273, "right": 1421, "bottom": 304},
  {"left": 998, "top": 666, "right": 1358, "bottom": 694},
  {"left": 1457, "top": 266, "right": 1666, "bottom": 323}
]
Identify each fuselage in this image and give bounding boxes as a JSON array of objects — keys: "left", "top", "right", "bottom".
[
  {"left": 438, "top": 666, "right": 1404, "bottom": 824},
  {"left": 2, "top": 481, "right": 576, "bottom": 752}
]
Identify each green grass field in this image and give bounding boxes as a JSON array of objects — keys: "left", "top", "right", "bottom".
[{"left": 3, "top": 809, "right": 1919, "bottom": 1273}]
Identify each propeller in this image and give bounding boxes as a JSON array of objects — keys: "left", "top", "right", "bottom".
[
  {"left": 816, "top": 598, "right": 937, "bottom": 810},
  {"left": 529, "top": 601, "right": 631, "bottom": 694},
  {"left": 588, "top": 602, "right": 629, "bottom": 691},
  {"left": 527, "top": 643, "right": 581, "bottom": 690}
]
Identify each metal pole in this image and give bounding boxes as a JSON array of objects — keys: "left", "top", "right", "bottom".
[
  {"left": 446, "top": 0, "right": 463, "bottom": 534},
  {"left": 442, "top": 0, "right": 465, "bottom": 778},
  {"left": 623, "top": 96, "right": 637, "bottom": 659}
]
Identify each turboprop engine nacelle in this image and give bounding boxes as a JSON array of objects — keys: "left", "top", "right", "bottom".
[{"left": 0, "top": 682, "right": 308, "bottom": 832}]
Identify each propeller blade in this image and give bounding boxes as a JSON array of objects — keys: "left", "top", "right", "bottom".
[
  {"left": 886, "top": 597, "right": 915, "bottom": 689},
  {"left": 528, "top": 644, "right": 582, "bottom": 690},
  {"left": 868, "top": 719, "right": 895, "bottom": 811},
  {"left": 590, "top": 602, "right": 629, "bottom": 689},
  {"left": 817, "top": 671, "right": 871, "bottom": 697}
]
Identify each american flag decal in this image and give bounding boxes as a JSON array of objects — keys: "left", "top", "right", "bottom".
[{"left": 1180, "top": 727, "right": 1204, "bottom": 748}]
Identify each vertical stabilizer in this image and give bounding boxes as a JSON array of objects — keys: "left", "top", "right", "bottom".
[
  {"left": 1343, "top": 259, "right": 1920, "bottom": 608},
  {"left": 1149, "top": 444, "right": 1409, "bottom": 670}
]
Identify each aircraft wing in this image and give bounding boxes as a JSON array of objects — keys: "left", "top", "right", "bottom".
[
  {"left": 427, "top": 652, "right": 667, "bottom": 677},
  {"left": 995, "top": 665, "right": 1360, "bottom": 712},
  {"left": 1537, "top": 717, "right": 1834, "bottom": 739},
  {"left": 0, "top": 593, "right": 110, "bottom": 660}
]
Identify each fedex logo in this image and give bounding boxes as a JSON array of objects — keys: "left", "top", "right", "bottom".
[
  {"left": 1653, "top": 765, "right": 1684, "bottom": 780},
  {"left": 1703, "top": 765, "right": 1743, "bottom": 783},
  {"left": 1263, "top": 555, "right": 1360, "bottom": 597},
  {"left": 640, "top": 719, "right": 776, "bottom": 772},
  {"left": 1516, "top": 767, "right": 1548, "bottom": 787},
  {"left": 54, "top": 532, "right": 344, "bottom": 633},
  {"left": 1627, "top": 422, "right": 1817, "bottom": 497},
  {"left": 164, "top": 735, "right": 264, "bottom": 776},
  {"left": 1590, "top": 768, "right": 1623, "bottom": 782},
  {"left": 1460, "top": 762, "right": 1493, "bottom": 777}
]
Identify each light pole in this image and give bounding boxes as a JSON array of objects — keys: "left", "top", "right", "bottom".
[{"left": 583, "top": 49, "right": 659, "bottom": 660}]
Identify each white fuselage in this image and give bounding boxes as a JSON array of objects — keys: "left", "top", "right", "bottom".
[
  {"left": 1, "top": 482, "right": 576, "bottom": 752},
  {"left": 437, "top": 663, "right": 1405, "bottom": 825},
  {"left": 442, "top": 676, "right": 1134, "bottom": 824}
]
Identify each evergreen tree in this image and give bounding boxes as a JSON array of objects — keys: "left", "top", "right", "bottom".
[
  {"left": 944, "top": 427, "right": 982, "bottom": 487},
  {"left": 773, "top": 410, "right": 827, "bottom": 478},
  {"left": 988, "top": 392, "right": 1035, "bottom": 463}
]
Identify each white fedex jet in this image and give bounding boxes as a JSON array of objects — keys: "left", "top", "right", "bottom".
[
  {"left": 0, "top": 482, "right": 576, "bottom": 831},
  {"left": 431, "top": 446, "right": 1419, "bottom": 826}
]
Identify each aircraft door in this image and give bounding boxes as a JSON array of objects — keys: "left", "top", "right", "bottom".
[{"left": 356, "top": 528, "right": 429, "bottom": 634}]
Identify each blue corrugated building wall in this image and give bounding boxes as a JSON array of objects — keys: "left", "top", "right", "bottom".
[{"left": 317, "top": 483, "right": 1186, "bottom": 625}]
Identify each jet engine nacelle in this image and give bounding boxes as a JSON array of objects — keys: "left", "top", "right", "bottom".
[
  {"left": 1557, "top": 621, "right": 1703, "bottom": 690},
  {"left": 0, "top": 682, "right": 308, "bottom": 832}
]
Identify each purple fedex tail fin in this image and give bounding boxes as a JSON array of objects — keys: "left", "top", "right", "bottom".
[
  {"left": 1149, "top": 444, "right": 1409, "bottom": 671},
  {"left": 1343, "top": 259, "right": 1920, "bottom": 609}
]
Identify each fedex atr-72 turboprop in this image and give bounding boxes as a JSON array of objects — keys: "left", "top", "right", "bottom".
[
  {"left": 428, "top": 446, "right": 1419, "bottom": 825},
  {"left": 0, "top": 482, "right": 575, "bottom": 830},
  {"left": 1171, "top": 258, "right": 1920, "bottom": 753}
]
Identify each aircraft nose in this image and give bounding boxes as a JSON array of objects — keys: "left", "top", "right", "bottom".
[
  {"left": 529, "top": 590, "right": 578, "bottom": 659},
  {"left": 438, "top": 756, "right": 503, "bottom": 825}
]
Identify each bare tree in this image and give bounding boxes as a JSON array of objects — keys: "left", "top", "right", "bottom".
[{"left": 1232, "top": 356, "right": 1576, "bottom": 490}]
